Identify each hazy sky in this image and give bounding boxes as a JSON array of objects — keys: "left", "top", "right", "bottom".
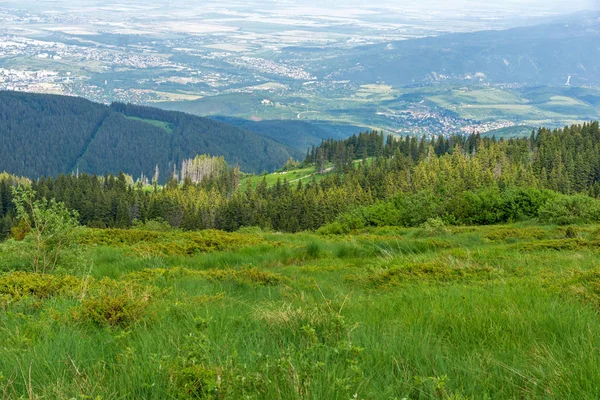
[
  {"left": 2, "top": 0, "right": 598, "bottom": 31},
  {"left": 297, "top": 0, "right": 600, "bottom": 12},
  {"left": 3, "top": 0, "right": 599, "bottom": 12}
]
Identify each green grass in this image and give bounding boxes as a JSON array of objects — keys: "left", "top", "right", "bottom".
[
  {"left": 482, "top": 125, "right": 535, "bottom": 138},
  {"left": 123, "top": 116, "right": 174, "bottom": 134},
  {"left": 241, "top": 164, "right": 330, "bottom": 190},
  {"left": 2, "top": 224, "right": 600, "bottom": 398},
  {"left": 240, "top": 158, "right": 375, "bottom": 190}
]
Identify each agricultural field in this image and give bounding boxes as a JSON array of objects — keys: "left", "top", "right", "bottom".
[
  {"left": 424, "top": 86, "right": 600, "bottom": 125},
  {"left": 2, "top": 223, "right": 600, "bottom": 398}
]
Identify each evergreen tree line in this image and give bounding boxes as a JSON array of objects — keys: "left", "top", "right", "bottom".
[{"left": 1, "top": 121, "right": 600, "bottom": 238}]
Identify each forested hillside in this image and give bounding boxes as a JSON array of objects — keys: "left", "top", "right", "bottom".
[
  {"left": 1, "top": 122, "right": 600, "bottom": 237},
  {"left": 0, "top": 91, "right": 299, "bottom": 179},
  {"left": 210, "top": 116, "right": 364, "bottom": 151}
]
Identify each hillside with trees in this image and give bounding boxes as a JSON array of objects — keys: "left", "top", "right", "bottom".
[
  {"left": 2, "top": 121, "right": 600, "bottom": 236},
  {"left": 0, "top": 91, "right": 300, "bottom": 180}
]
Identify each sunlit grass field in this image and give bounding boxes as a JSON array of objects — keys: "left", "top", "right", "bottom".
[{"left": 2, "top": 224, "right": 600, "bottom": 398}]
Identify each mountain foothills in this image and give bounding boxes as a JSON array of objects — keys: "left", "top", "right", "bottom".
[
  {"left": 319, "top": 13, "right": 600, "bottom": 86},
  {"left": 1, "top": 121, "right": 600, "bottom": 237},
  {"left": 0, "top": 91, "right": 300, "bottom": 179}
]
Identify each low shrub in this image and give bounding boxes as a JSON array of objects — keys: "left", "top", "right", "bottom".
[
  {"left": 79, "top": 229, "right": 263, "bottom": 256},
  {"left": 564, "top": 267, "right": 600, "bottom": 310},
  {"left": 417, "top": 217, "right": 449, "bottom": 237},
  {"left": 171, "top": 364, "right": 218, "bottom": 399},
  {"left": 484, "top": 226, "right": 547, "bottom": 242},
  {"left": 517, "top": 239, "right": 596, "bottom": 252},
  {"left": 538, "top": 194, "right": 600, "bottom": 225},
  {"left": 317, "top": 221, "right": 349, "bottom": 235},
  {"left": 565, "top": 226, "right": 580, "bottom": 239},
  {"left": 203, "top": 267, "right": 284, "bottom": 286},
  {"left": 168, "top": 317, "right": 221, "bottom": 399},
  {"left": 73, "top": 279, "right": 157, "bottom": 327},
  {"left": 0, "top": 271, "right": 82, "bottom": 304},
  {"left": 350, "top": 261, "right": 495, "bottom": 288},
  {"left": 0, "top": 272, "right": 157, "bottom": 328}
]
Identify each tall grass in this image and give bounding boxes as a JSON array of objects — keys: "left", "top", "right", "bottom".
[{"left": 1, "top": 224, "right": 600, "bottom": 398}]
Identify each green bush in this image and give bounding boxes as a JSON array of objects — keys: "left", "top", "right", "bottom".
[
  {"left": 171, "top": 365, "right": 218, "bottom": 399},
  {"left": 395, "top": 191, "right": 444, "bottom": 227},
  {"left": 538, "top": 194, "right": 600, "bottom": 225},
  {"left": 336, "top": 207, "right": 368, "bottom": 230},
  {"left": 317, "top": 221, "right": 349, "bottom": 235},
  {"left": 418, "top": 217, "right": 449, "bottom": 237},
  {"left": 12, "top": 184, "right": 80, "bottom": 273},
  {"left": 74, "top": 279, "right": 156, "bottom": 327},
  {"left": 0, "top": 271, "right": 82, "bottom": 304},
  {"left": 330, "top": 187, "right": 560, "bottom": 229},
  {"left": 450, "top": 187, "right": 555, "bottom": 225}
]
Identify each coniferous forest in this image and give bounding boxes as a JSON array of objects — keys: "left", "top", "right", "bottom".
[
  {"left": 0, "top": 91, "right": 299, "bottom": 179},
  {"left": 2, "top": 121, "right": 600, "bottom": 237}
]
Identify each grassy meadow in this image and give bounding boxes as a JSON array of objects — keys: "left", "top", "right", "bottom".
[{"left": 2, "top": 224, "right": 600, "bottom": 398}]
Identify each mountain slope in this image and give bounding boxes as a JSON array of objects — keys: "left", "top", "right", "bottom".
[
  {"left": 0, "top": 91, "right": 300, "bottom": 179},
  {"left": 210, "top": 116, "right": 366, "bottom": 151},
  {"left": 318, "top": 13, "right": 600, "bottom": 86}
]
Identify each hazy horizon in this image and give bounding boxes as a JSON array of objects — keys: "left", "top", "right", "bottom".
[{"left": 2, "top": 0, "right": 598, "bottom": 15}]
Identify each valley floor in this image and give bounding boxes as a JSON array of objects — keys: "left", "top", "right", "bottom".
[{"left": 1, "top": 224, "right": 600, "bottom": 398}]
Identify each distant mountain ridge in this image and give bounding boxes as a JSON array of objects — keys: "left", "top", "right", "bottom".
[
  {"left": 318, "top": 12, "right": 600, "bottom": 86},
  {"left": 0, "top": 91, "right": 300, "bottom": 180}
]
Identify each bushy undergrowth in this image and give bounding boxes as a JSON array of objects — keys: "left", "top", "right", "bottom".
[
  {"left": 517, "top": 238, "right": 599, "bottom": 252},
  {"left": 0, "top": 271, "right": 158, "bottom": 327},
  {"left": 348, "top": 260, "right": 497, "bottom": 288},
  {"left": 74, "top": 279, "right": 158, "bottom": 327},
  {"left": 538, "top": 194, "right": 600, "bottom": 225},
  {"left": 79, "top": 228, "right": 264, "bottom": 256},
  {"left": 483, "top": 226, "right": 547, "bottom": 242},
  {"left": 319, "top": 187, "right": 600, "bottom": 233},
  {"left": 0, "top": 271, "right": 81, "bottom": 305}
]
